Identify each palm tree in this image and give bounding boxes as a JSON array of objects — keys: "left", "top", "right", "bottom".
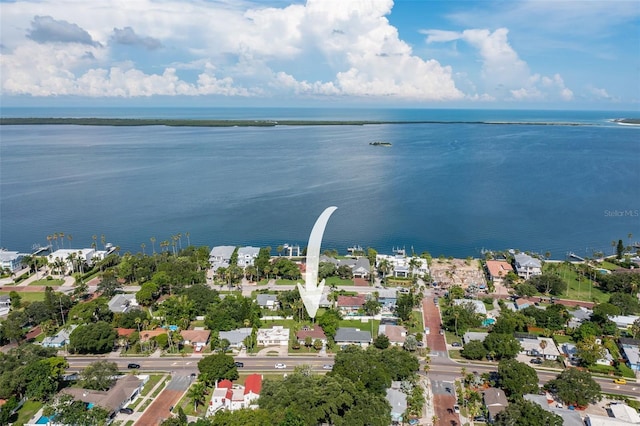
[
  {"left": 140, "top": 243, "right": 146, "bottom": 256},
  {"left": 59, "top": 232, "right": 65, "bottom": 248},
  {"left": 539, "top": 339, "right": 548, "bottom": 358},
  {"left": 150, "top": 237, "right": 156, "bottom": 254},
  {"left": 187, "top": 382, "right": 207, "bottom": 412},
  {"left": 185, "top": 232, "right": 190, "bottom": 247},
  {"left": 67, "top": 234, "right": 72, "bottom": 248}
]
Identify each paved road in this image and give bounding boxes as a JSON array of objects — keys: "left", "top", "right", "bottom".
[{"left": 135, "top": 375, "right": 192, "bottom": 426}]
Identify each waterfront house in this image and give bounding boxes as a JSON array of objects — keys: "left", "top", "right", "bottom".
[
  {"left": 485, "top": 260, "right": 514, "bottom": 285},
  {"left": 0, "top": 249, "right": 23, "bottom": 272},
  {"left": 219, "top": 328, "right": 252, "bottom": 349},
  {"left": 209, "top": 246, "right": 236, "bottom": 271},
  {"left": 237, "top": 246, "right": 260, "bottom": 268},
  {"left": 257, "top": 326, "right": 289, "bottom": 347},
  {"left": 334, "top": 327, "right": 372, "bottom": 348},
  {"left": 513, "top": 253, "right": 542, "bottom": 279}
]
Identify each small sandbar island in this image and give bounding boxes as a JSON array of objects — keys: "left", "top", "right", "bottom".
[{"left": 612, "top": 118, "right": 640, "bottom": 126}]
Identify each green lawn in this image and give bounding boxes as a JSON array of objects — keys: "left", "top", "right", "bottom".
[
  {"left": 600, "top": 261, "right": 619, "bottom": 271},
  {"left": 543, "top": 263, "right": 608, "bottom": 303},
  {"left": 325, "top": 276, "right": 355, "bottom": 286},
  {"left": 409, "top": 311, "right": 424, "bottom": 334},
  {"left": 275, "top": 279, "right": 298, "bottom": 286},
  {"left": 29, "top": 278, "right": 64, "bottom": 286},
  {"left": 140, "top": 374, "right": 165, "bottom": 396},
  {"left": 339, "top": 318, "right": 379, "bottom": 336},
  {"left": 0, "top": 291, "right": 45, "bottom": 302},
  {"left": 13, "top": 400, "right": 43, "bottom": 426}
]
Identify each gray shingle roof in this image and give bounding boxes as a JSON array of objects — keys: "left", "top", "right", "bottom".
[{"left": 335, "top": 327, "right": 372, "bottom": 343}]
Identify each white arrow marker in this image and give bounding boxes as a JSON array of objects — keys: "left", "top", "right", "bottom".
[{"left": 297, "top": 206, "right": 337, "bottom": 319}]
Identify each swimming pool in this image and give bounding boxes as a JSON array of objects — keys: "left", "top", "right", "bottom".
[
  {"left": 482, "top": 318, "right": 496, "bottom": 327},
  {"left": 35, "top": 416, "right": 50, "bottom": 425}
]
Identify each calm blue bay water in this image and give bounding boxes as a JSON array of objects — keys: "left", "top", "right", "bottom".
[{"left": 1, "top": 108, "right": 638, "bottom": 258}]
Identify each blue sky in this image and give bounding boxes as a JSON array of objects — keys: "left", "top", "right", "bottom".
[{"left": 1, "top": 0, "right": 638, "bottom": 110}]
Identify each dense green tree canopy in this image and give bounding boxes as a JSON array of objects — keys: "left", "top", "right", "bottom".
[
  {"left": 204, "top": 295, "right": 261, "bottom": 332},
  {"left": 545, "top": 368, "right": 602, "bottom": 407},
  {"left": 521, "top": 304, "right": 569, "bottom": 331},
  {"left": 68, "top": 298, "right": 112, "bottom": 324},
  {"left": 461, "top": 340, "right": 488, "bottom": 360},
  {"left": 181, "top": 283, "right": 220, "bottom": 315},
  {"left": 197, "top": 353, "right": 238, "bottom": 386},
  {"left": 608, "top": 292, "right": 640, "bottom": 315},
  {"left": 528, "top": 274, "right": 567, "bottom": 296},
  {"left": 442, "top": 302, "right": 483, "bottom": 336},
  {"left": 80, "top": 360, "right": 118, "bottom": 391},
  {"left": 494, "top": 399, "right": 563, "bottom": 426},
  {"left": 0, "top": 345, "right": 63, "bottom": 400},
  {"left": 317, "top": 308, "right": 342, "bottom": 340},
  {"left": 69, "top": 321, "right": 117, "bottom": 354},
  {"left": 43, "top": 394, "right": 110, "bottom": 426},
  {"left": 259, "top": 372, "right": 391, "bottom": 426},
  {"left": 483, "top": 333, "right": 522, "bottom": 360},
  {"left": 497, "top": 359, "right": 539, "bottom": 398}
]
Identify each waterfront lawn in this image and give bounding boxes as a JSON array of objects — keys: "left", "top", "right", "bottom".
[
  {"left": 544, "top": 263, "right": 608, "bottom": 303},
  {"left": 0, "top": 291, "right": 45, "bottom": 302},
  {"left": 600, "top": 261, "right": 619, "bottom": 271}
]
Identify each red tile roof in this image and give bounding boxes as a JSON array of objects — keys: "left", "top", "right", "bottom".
[
  {"left": 296, "top": 326, "right": 326, "bottom": 341},
  {"left": 244, "top": 374, "right": 262, "bottom": 395},
  {"left": 180, "top": 329, "right": 211, "bottom": 344},
  {"left": 486, "top": 260, "right": 513, "bottom": 278},
  {"left": 337, "top": 294, "right": 365, "bottom": 307},
  {"left": 117, "top": 328, "right": 135, "bottom": 337},
  {"left": 218, "top": 379, "right": 233, "bottom": 389}
]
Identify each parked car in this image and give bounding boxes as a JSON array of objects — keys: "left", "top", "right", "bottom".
[
  {"left": 451, "top": 342, "right": 461, "bottom": 347},
  {"left": 322, "top": 364, "right": 333, "bottom": 370},
  {"left": 614, "top": 378, "right": 627, "bottom": 384},
  {"left": 530, "top": 358, "right": 543, "bottom": 365},
  {"left": 453, "top": 405, "right": 460, "bottom": 414},
  {"left": 127, "top": 363, "right": 140, "bottom": 369},
  {"left": 473, "top": 415, "right": 486, "bottom": 422},
  {"left": 234, "top": 362, "right": 244, "bottom": 367},
  {"left": 275, "top": 363, "right": 287, "bottom": 369},
  {"left": 119, "top": 408, "right": 134, "bottom": 415}
]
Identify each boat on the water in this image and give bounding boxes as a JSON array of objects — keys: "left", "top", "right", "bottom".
[{"left": 369, "top": 141, "right": 392, "bottom": 146}]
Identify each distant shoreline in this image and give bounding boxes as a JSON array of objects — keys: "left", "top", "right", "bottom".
[{"left": 0, "top": 117, "right": 619, "bottom": 127}]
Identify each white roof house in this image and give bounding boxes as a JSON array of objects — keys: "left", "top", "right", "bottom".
[
  {"left": 610, "top": 315, "right": 640, "bottom": 330},
  {"left": 0, "top": 249, "right": 23, "bottom": 272},
  {"left": 257, "top": 326, "right": 290, "bottom": 347},
  {"left": 108, "top": 294, "right": 138, "bottom": 313},
  {"left": 219, "top": 328, "right": 252, "bottom": 349},
  {"left": 518, "top": 337, "right": 560, "bottom": 360},
  {"left": 513, "top": 253, "right": 542, "bottom": 279},
  {"left": 237, "top": 246, "right": 260, "bottom": 267},
  {"left": 453, "top": 299, "right": 487, "bottom": 316},
  {"left": 209, "top": 245, "right": 236, "bottom": 270},
  {"left": 609, "top": 403, "right": 640, "bottom": 423}
]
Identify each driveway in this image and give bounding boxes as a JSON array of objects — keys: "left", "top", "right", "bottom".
[{"left": 135, "top": 376, "right": 191, "bottom": 426}]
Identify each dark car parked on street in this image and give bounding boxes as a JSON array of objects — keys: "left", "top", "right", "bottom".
[{"left": 127, "top": 363, "right": 140, "bottom": 369}]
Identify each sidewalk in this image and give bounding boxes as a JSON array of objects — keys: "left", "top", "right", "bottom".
[{"left": 115, "top": 373, "right": 170, "bottom": 423}]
